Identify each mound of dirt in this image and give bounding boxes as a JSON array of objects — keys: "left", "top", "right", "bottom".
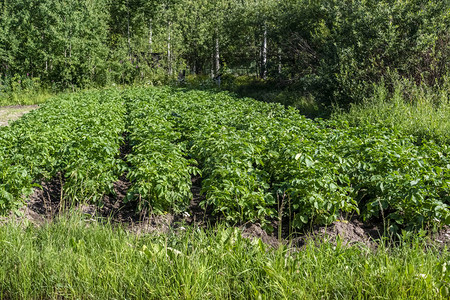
[
  {"left": 240, "top": 219, "right": 381, "bottom": 249},
  {"left": 241, "top": 223, "right": 281, "bottom": 248},
  {"left": 291, "top": 219, "right": 381, "bottom": 249}
]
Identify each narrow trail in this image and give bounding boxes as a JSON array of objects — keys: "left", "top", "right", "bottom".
[{"left": 0, "top": 105, "right": 38, "bottom": 126}]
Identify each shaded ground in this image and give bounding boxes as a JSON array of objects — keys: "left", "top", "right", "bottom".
[
  {"left": 4, "top": 177, "right": 448, "bottom": 250},
  {"left": 0, "top": 105, "right": 38, "bottom": 126},
  {"left": 17, "top": 174, "right": 215, "bottom": 236}
]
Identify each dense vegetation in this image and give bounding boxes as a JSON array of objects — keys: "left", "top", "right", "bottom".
[
  {"left": 1, "top": 88, "right": 449, "bottom": 233},
  {"left": 1, "top": 213, "right": 449, "bottom": 299},
  {"left": 1, "top": 0, "right": 449, "bottom": 106},
  {"left": 0, "top": 90, "right": 125, "bottom": 213},
  {"left": 1, "top": 1, "right": 449, "bottom": 297},
  {"left": 333, "top": 78, "right": 450, "bottom": 144}
]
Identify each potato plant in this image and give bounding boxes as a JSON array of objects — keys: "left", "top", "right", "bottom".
[
  {"left": 0, "top": 87, "right": 449, "bottom": 233},
  {"left": 0, "top": 90, "right": 125, "bottom": 213},
  {"left": 125, "top": 92, "right": 199, "bottom": 213},
  {"left": 128, "top": 87, "right": 449, "bottom": 231}
]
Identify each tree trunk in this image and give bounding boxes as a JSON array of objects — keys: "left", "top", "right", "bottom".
[
  {"left": 261, "top": 23, "right": 267, "bottom": 79},
  {"left": 148, "top": 19, "right": 152, "bottom": 54},
  {"left": 127, "top": 0, "right": 131, "bottom": 58},
  {"left": 278, "top": 47, "right": 282, "bottom": 75},
  {"left": 167, "top": 21, "right": 172, "bottom": 75},
  {"left": 215, "top": 36, "right": 220, "bottom": 76},
  {"left": 211, "top": 51, "right": 214, "bottom": 78},
  {"left": 256, "top": 46, "right": 259, "bottom": 78}
]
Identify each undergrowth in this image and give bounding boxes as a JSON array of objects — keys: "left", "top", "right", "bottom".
[
  {"left": 333, "top": 78, "right": 450, "bottom": 145},
  {"left": 0, "top": 213, "right": 448, "bottom": 299}
]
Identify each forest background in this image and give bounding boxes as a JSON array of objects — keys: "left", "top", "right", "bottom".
[{"left": 0, "top": 0, "right": 449, "bottom": 111}]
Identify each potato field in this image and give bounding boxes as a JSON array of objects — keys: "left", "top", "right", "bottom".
[{"left": 1, "top": 87, "right": 449, "bottom": 232}]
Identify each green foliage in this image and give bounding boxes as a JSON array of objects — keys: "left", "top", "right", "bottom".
[
  {"left": 0, "top": 87, "right": 449, "bottom": 232},
  {"left": 0, "top": 214, "right": 448, "bottom": 299},
  {"left": 271, "top": 0, "right": 450, "bottom": 104},
  {"left": 0, "top": 0, "right": 110, "bottom": 89},
  {"left": 1, "top": 0, "right": 448, "bottom": 107},
  {"left": 0, "top": 90, "right": 125, "bottom": 213},
  {"left": 333, "top": 77, "right": 450, "bottom": 144}
]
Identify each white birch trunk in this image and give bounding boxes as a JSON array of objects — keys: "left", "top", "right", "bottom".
[
  {"left": 211, "top": 51, "right": 214, "bottom": 78},
  {"left": 168, "top": 22, "right": 172, "bottom": 75},
  {"left": 148, "top": 19, "right": 152, "bottom": 54},
  {"left": 261, "top": 23, "right": 267, "bottom": 79},
  {"left": 127, "top": 0, "right": 131, "bottom": 57},
  {"left": 215, "top": 37, "right": 220, "bottom": 76},
  {"left": 278, "top": 47, "right": 282, "bottom": 75}
]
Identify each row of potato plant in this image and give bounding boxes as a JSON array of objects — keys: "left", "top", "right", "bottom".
[
  {"left": 0, "top": 90, "right": 125, "bottom": 214},
  {"left": 1, "top": 87, "right": 448, "bottom": 232},
  {"left": 125, "top": 87, "right": 449, "bottom": 231},
  {"left": 124, "top": 90, "right": 199, "bottom": 213},
  {"left": 130, "top": 89, "right": 277, "bottom": 224}
]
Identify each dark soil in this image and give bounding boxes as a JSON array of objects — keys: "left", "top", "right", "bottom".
[
  {"left": 20, "top": 175, "right": 65, "bottom": 225},
  {"left": 5, "top": 171, "right": 449, "bottom": 249},
  {"left": 181, "top": 175, "right": 216, "bottom": 226}
]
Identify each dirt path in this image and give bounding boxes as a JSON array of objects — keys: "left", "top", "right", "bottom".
[{"left": 0, "top": 105, "right": 38, "bottom": 126}]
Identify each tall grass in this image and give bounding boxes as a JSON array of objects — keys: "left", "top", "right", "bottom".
[
  {"left": 333, "top": 77, "right": 450, "bottom": 144},
  {"left": 0, "top": 91, "right": 53, "bottom": 106},
  {"left": 0, "top": 213, "right": 448, "bottom": 299}
]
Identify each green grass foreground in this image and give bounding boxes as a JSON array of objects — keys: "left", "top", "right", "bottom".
[{"left": 0, "top": 214, "right": 448, "bottom": 299}]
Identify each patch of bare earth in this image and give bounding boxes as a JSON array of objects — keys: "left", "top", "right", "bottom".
[
  {"left": 240, "top": 219, "right": 382, "bottom": 249},
  {"left": 0, "top": 105, "right": 38, "bottom": 126},
  {"left": 430, "top": 226, "right": 450, "bottom": 248},
  {"left": 290, "top": 219, "right": 382, "bottom": 249},
  {"left": 241, "top": 224, "right": 281, "bottom": 248}
]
